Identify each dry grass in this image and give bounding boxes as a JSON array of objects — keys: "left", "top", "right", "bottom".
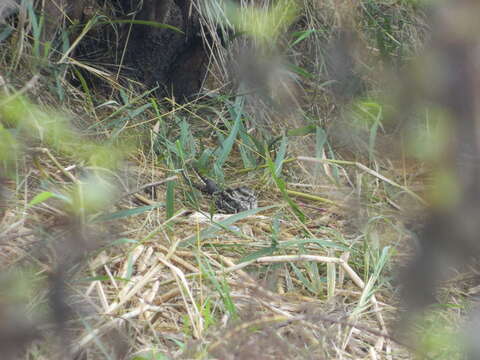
[
  {"left": 0, "top": 146, "right": 413, "bottom": 359},
  {"left": 0, "top": 0, "right": 471, "bottom": 359}
]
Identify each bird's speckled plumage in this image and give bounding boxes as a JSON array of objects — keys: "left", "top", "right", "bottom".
[
  {"left": 193, "top": 171, "right": 258, "bottom": 214},
  {"left": 213, "top": 186, "right": 258, "bottom": 214}
]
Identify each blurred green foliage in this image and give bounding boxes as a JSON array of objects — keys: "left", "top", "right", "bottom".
[
  {"left": 225, "top": 0, "right": 300, "bottom": 46},
  {"left": 0, "top": 96, "right": 126, "bottom": 169}
]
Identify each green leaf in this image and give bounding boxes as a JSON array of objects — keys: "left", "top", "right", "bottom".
[
  {"left": 270, "top": 215, "right": 281, "bottom": 246},
  {"left": 72, "top": 67, "right": 93, "bottom": 110},
  {"left": 166, "top": 179, "right": 175, "bottom": 219},
  {"left": 127, "top": 103, "right": 152, "bottom": 120},
  {"left": 274, "top": 135, "right": 288, "bottom": 176},
  {"left": 315, "top": 126, "right": 327, "bottom": 155},
  {"left": 286, "top": 124, "right": 316, "bottom": 137},
  {"left": 354, "top": 246, "right": 391, "bottom": 316},
  {"left": 239, "top": 246, "right": 277, "bottom": 263},
  {"left": 196, "top": 148, "right": 214, "bottom": 170},
  {"left": 24, "top": 0, "right": 41, "bottom": 58},
  {"left": 314, "top": 126, "right": 327, "bottom": 177},
  {"left": 267, "top": 157, "right": 305, "bottom": 222},
  {"left": 306, "top": 260, "right": 322, "bottom": 293},
  {"left": 287, "top": 63, "right": 314, "bottom": 79},
  {"left": 250, "top": 133, "right": 267, "bottom": 157},
  {"left": 215, "top": 101, "right": 243, "bottom": 168},
  {"left": 98, "top": 19, "right": 183, "bottom": 34},
  {"left": 179, "top": 120, "right": 195, "bottom": 157},
  {"left": 28, "top": 191, "right": 71, "bottom": 206},
  {"left": 109, "top": 238, "right": 139, "bottom": 246},
  {"left": 238, "top": 120, "right": 257, "bottom": 168},
  {"left": 200, "top": 297, "right": 216, "bottom": 329},
  {"left": 88, "top": 87, "right": 158, "bottom": 130},
  {"left": 29, "top": 191, "right": 54, "bottom": 206},
  {"left": 131, "top": 351, "right": 170, "bottom": 360},
  {"left": 278, "top": 238, "right": 349, "bottom": 251},
  {"left": 125, "top": 254, "right": 135, "bottom": 280},
  {"left": 212, "top": 162, "right": 225, "bottom": 184},
  {"left": 290, "top": 29, "right": 316, "bottom": 46},
  {"left": 290, "top": 262, "right": 316, "bottom": 293},
  {"left": 198, "top": 256, "right": 237, "bottom": 318},
  {"left": 327, "top": 144, "right": 340, "bottom": 182},
  {"left": 175, "top": 139, "right": 186, "bottom": 163}
]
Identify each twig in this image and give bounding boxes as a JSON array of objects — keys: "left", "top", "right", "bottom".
[
  {"left": 285, "top": 189, "right": 338, "bottom": 206},
  {"left": 158, "top": 255, "right": 204, "bottom": 338},
  {"left": 120, "top": 176, "right": 178, "bottom": 199},
  {"left": 298, "top": 156, "right": 427, "bottom": 205},
  {"left": 31, "top": 147, "right": 78, "bottom": 183}
]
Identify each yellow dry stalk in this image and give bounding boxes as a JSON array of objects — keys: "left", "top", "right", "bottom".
[{"left": 226, "top": 0, "right": 300, "bottom": 46}]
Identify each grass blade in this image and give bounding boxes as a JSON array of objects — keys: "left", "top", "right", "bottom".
[
  {"left": 267, "top": 156, "right": 305, "bottom": 222},
  {"left": 239, "top": 246, "right": 277, "bottom": 263},
  {"left": 28, "top": 191, "right": 71, "bottom": 206},
  {"left": 97, "top": 19, "right": 183, "bottom": 34},
  {"left": 198, "top": 255, "right": 237, "bottom": 318},
  {"left": 290, "top": 262, "right": 316, "bottom": 294},
  {"left": 314, "top": 126, "right": 327, "bottom": 177},
  {"left": 290, "top": 29, "right": 316, "bottom": 46},
  {"left": 215, "top": 106, "right": 242, "bottom": 168},
  {"left": 238, "top": 120, "right": 257, "bottom": 168},
  {"left": 278, "top": 238, "right": 349, "bottom": 251},
  {"left": 274, "top": 135, "right": 288, "bottom": 176},
  {"left": 166, "top": 179, "right": 175, "bottom": 220},
  {"left": 181, "top": 205, "right": 277, "bottom": 246}
]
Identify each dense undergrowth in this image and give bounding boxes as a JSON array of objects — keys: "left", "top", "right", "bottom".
[{"left": 0, "top": 0, "right": 471, "bottom": 359}]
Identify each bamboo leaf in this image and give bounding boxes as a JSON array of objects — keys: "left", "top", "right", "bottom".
[
  {"left": 239, "top": 246, "right": 277, "bottom": 263},
  {"left": 215, "top": 103, "right": 242, "bottom": 168},
  {"left": 29, "top": 191, "right": 54, "bottom": 206},
  {"left": 274, "top": 135, "right": 288, "bottom": 176},
  {"left": 166, "top": 179, "right": 175, "bottom": 219}
]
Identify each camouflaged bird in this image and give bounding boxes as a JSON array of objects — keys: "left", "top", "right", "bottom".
[{"left": 192, "top": 171, "right": 258, "bottom": 214}]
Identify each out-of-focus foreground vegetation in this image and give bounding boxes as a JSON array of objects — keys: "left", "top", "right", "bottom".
[{"left": 1, "top": 0, "right": 479, "bottom": 359}]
